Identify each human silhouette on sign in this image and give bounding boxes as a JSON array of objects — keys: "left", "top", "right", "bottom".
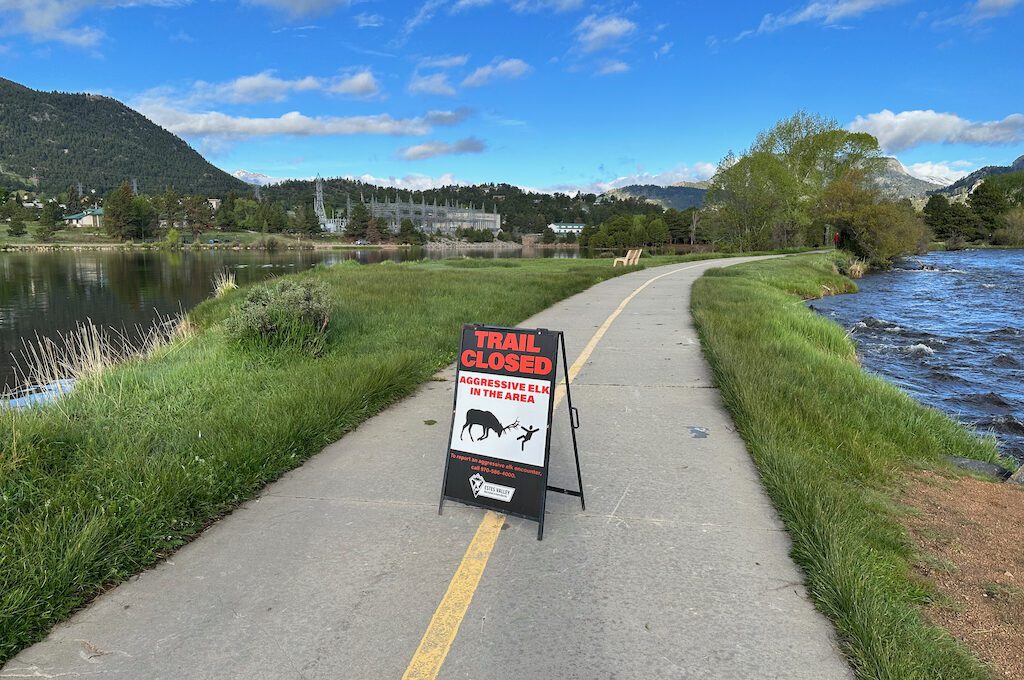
[{"left": 517, "top": 425, "right": 540, "bottom": 451}]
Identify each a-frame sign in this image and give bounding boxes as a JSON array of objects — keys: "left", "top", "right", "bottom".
[{"left": 439, "top": 324, "right": 584, "bottom": 540}]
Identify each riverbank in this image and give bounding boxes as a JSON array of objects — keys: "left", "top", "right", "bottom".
[
  {"left": 0, "top": 255, "right": 658, "bottom": 664},
  {"left": 691, "top": 253, "right": 1012, "bottom": 679}
]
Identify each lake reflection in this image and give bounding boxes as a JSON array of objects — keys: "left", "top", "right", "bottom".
[{"left": 0, "top": 246, "right": 578, "bottom": 389}]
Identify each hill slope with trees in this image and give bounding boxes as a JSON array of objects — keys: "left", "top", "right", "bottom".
[{"left": 0, "top": 78, "right": 247, "bottom": 196}]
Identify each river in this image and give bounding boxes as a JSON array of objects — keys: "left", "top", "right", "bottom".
[
  {"left": 811, "top": 249, "right": 1024, "bottom": 465},
  {"left": 0, "top": 246, "right": 578, "bottom": 391}
]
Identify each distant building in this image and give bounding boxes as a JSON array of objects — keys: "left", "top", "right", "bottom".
[
  {"left": 64, "top": 207, "right": 104, "bottom": 229},
  {"left": 207, "top": 198, "right": 222, "bottom": 211},
  {"left": 548, "top": 222, "right": 585, "bottom": 235},
  {"left": 314, "top": 178, "right": 503, "bottom": 235}
]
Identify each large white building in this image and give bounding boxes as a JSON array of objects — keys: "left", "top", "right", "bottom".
[{"left": 548, "top": 222, "right": 585, "bottom": 235}]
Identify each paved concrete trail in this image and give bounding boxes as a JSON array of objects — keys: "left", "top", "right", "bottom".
[{"left": 3, "top": 257, "right": 853, "bottom": 680}]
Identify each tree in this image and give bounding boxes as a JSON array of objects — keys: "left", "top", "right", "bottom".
[
  {"left": 8, "top": 212, "right": 27, "bottom": 237},
  {"left": 347, "top": 202, "right": 370, "bottom": 238},
  {"left": 156, "top": 188, "right": 182, "bottom": 231},
  {"left": 647, "top": 217, "right": 669, "bottom": 249},
  {"left": 103, "top": 182, "right": 135, "bottom": 240},
  {"left": 968, "top": 180, "right": 1009, "bottom": 238},
  {"left": 39, "top": 202, "right": 62, "bottom": 228},
  {"left": 366, "top": 217, "right": 384, "bottom": 244},
  {"left": 215, "top": 193, "right": 238, "bottom": 230},
  {"left": 289, "top": 202, "right": 320, "bottom": 236},
  {"left": 819, "top": 172, "right": 926, "bottom": 266},
  {"left": 705, "top": 111, "right": 884, "bottom": 250},
  {"left": 398, "top": 217, "right": 424, "bottom": 244},
  {"left": 922, "top": 194, "right": 951, "bottom": 237},
  {"left": 131, "top": 195, "right": 159, "bottom": 239},
  {"left": 31, "top": 220, "right": 55, "bottom": 242},
  {"left": 183, "top": 195, "right": 213, "bottom": 242}
]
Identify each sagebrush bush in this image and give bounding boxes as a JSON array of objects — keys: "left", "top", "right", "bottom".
[{"left": 224, "top": 279, "right": 331, "bottom": 354}]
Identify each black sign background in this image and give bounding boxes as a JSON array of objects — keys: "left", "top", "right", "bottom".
[{"left": 441, "top": 324, "right": 559, "bottom": 520}]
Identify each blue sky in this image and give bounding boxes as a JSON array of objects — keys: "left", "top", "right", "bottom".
[{"left": 1, "top": 0, "right": 1023, "bottom": 191}]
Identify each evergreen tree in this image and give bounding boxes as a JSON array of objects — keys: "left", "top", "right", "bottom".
[
  {"left": 347, "top": 202, "right": 370, "bottom": 238},
  {"left": 968, "top": 180, "right": 1009, "bottom": 237},
  {"left": 8, "top": 212, "right": 27, "bottom": 236},
  {"left": 103, "top": 182, "right": 135, "bottom": 240},
  {"left": 39, "top": 202, "right": 62, "bottom": 228},
  {"left": 922, "top": 194, "right": 951, "bottom": 237},
  {"left": 183, "top": 195, "right": 213, "bottom": 242}
]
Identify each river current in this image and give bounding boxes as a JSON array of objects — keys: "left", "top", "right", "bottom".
[{"left": 811, "top": 249, "right": 1024, "bottom": 465}]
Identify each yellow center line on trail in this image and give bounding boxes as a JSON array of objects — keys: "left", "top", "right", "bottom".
[{"left": 401, "top": 262, "right": 708, "bottom": 680}]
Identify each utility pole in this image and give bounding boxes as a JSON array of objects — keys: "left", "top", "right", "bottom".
[{"left": 131, "top": 178, "right": 138, "bottom": 195}]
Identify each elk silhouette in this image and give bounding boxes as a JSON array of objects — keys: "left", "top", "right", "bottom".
[{"left": 460, "top": 409, "right": 519, "bottom": 442}]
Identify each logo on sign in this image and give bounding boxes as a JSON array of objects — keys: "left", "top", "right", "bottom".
[{"left": 468, "top": 473, "right": 515, "bottom": 502}]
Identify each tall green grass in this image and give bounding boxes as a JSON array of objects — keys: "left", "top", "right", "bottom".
[
  {"left": 0, "top": 257, "right": 639, "bottom": 664},
  {"left": 692, "top": 253, "right": 1006, "bottom": 680}
]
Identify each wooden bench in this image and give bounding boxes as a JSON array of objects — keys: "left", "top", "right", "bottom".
[{"left": 612, "top": 248, "right": 642, "bottom": 267}]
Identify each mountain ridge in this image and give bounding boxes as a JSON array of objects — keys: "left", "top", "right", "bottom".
[{"left": 0, "top": 77, "right": 246, "bottom": 196}]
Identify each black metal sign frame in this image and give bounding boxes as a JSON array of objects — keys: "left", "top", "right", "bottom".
[{"left": 438, "top": 324, "right": 585, "bottom": 540}]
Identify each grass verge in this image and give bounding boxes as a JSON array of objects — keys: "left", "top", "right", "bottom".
[{"left": 691, "top": 253, "right": 1008, "bottom": 680}]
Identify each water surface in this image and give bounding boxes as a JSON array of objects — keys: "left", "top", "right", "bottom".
[
  {"left": 0, "top": 246, "right": 577, "bottom": 390},
  {"left": 811, "top": 249, "right": 1024, "bottom": 464}
]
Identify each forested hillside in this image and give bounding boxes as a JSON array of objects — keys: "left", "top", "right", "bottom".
[
  {"left": 261, "top": 177, "right": 664, "bottom": 233},
  {"left": 0, "top": 78, "right": 246, "bottom": 196}
]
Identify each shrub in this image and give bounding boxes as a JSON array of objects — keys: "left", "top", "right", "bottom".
[
  {"left": 831, "top": 251, "right": 868, "bottom": 279},
  {"left": 992, "top": 207, "right": 1024, "bottom": 246},
  {"left": 224, "top": 279, "right": 331, "bottom": 354},
  {"left": 162, "top": 227, "right": 182, "bottom": 249},
  {"left": 212, "top": 271, "right": 237, "bottom": 298},
  {"left": 255, "top": 236, "right": 280, "bottom": 251}
]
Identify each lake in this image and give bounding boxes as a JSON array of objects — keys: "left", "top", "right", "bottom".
[
  {"left": 811, "top": 249, "right": 1024, "bottom": 465},
  {"left": 0, "top": 246, "right": 578, "bottom": 391}
]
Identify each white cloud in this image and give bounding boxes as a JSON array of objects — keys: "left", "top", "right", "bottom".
[
  {"left": 418, "top": 54, "right": 469, "bottom": 68},
  {"left": 462, "top": 58, "right": 530, "bottom": 87},
  {"left": 654, "top": 41, "right": 672, "bottom": 58},
  {"left": 904, "top": 160, "right": 974, "bottom": 184},
  {"left": 354, "top": 12, "right": 384, "bottom": 27},
  {"left": 511, "top": 0, "right": 583, "bottom": 11},
  {"left": 327, "top": 70, "right": 380, "bottom": 97},
  {"left": 184, "top": 70, "right": 380, "bottom": 104},
  {"left": 969, "top": 0, "right": 1022, "bottom": 21},
  {"left": 243, "top": 0, "right": 353, "bottom": 15},
  {"left": 848, "top": 109, "right": 1024, "bottom": 151},
  {"left": 408, "top": 72, "right": 456, "bottom": 96},
  {"left": 451, "top": 0, "right": 493, "bottom": 11},
  {"left": 191, "top": 71, "right": 322, "bottom": 104},
  {"left": 574, "top": 14, "right": 636, "bottom": 52},
  {"left": 396, "top": 0, "right": 447, "bottom": 45},
  {"left": 0, "top": 0, "right": 186, "bottom": 47},
  {"left": 740, "top": 0, "right": 901, "bottom": 38},
  {"left": 139, "top": 102, "right": 435, "bottom": 139},
  {"left": 548, "top": 163, "right": 717, "bottom": 194},
  {"left": 398, "top": 136, "right": 486, "bottom": 160},
  {"left": 596, "top": 60, "right": 629, "bottom": 75},
  {"left": 424, "top": 108, "right": 474, "bottom": 125},
  {"left": 352, "top": 172, "right": 470, "bottom": 190}
]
